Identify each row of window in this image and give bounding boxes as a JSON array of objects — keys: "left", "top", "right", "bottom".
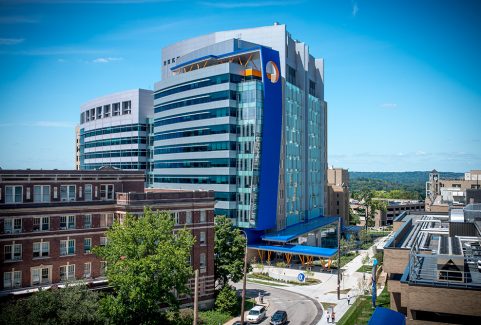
[
  {"left": 154, "top": 141, "right": 236, "bottom": 155},
  {"left": 154, "top": 175, "right": 236, "bottom": 185},
  {"left": 82, "top": 149, "right": 148, "bottom": 160},
  {"left": 80, "top": 124, "right": 147, "bottom": 139},
  {"left": 3, "top": 238, "right": 107, "bottom": 262},
  {"left": 154, "top": 158, "right": 237, "bottom": 169},
  {"left": 154, "top": 107, "right": 236, "bottom": 128},
  {"left": 3, "top": 250, "right": 209, "bottom": 289},
  {"left": 80, "top": 101, "right": 131, "bottom": 124},
  {"left": 154, "top": 124, "right": 236, "bottom": 141},
  {"left": 2, "top": 184, "right": 115, "bottom": 204},
  {"left": 154, "top": 74, "right": 243, "bottom": 99},
  {"left": 3, "top": 262, "right": 107, "bottom": 289},
  {"left": 82, "top": 136, "right": 147, "bottom": 149},
  {"left": 81, "top": 162, "right": 147, "bottom": 170},
  {"left": 3, "top": 214, "right": 114, "bottom": 234},
  {"left": 154, "top": 90, "right": 237, "bottom": 113}
]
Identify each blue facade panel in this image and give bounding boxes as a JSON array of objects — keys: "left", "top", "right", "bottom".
[{"left": 254, "top": 47, "right": 282, "bottom": 231}]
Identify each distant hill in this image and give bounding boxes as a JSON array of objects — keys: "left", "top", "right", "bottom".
[{"left": 349, "top": 171, "right": 464, "bottom": 200}]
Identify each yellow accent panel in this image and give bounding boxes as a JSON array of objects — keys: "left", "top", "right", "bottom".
[{"left": 244, "top": 69, "right": 262, "bottom": 78}]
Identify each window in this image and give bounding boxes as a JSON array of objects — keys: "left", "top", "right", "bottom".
[
  {"left": 85, "top": 110, "right": 90, "bottom": 122},
  {"left": 33, "top": 241, "right": 49, "bottom": 258},
  {"left": 100, "top": 237, "right": 107, "bottom": 246},
  {"left": 3, "top": 218, "right": 22, "bottom": 234},
  {"left": 112, "top": 102, "right": 120, "bottom": 116},
  {"left": 4, "top": 244, "right": 22, "bottom": 261},
  {"left": 33, "top": 217, "right": 50, "bottom": 231},
  {"left": 60, "top": 239, "right": 75, "bottom": 256},
  {"left": 3, "top": 271, "right": 22, "bottom": 289},
  {"left": 32, "top": 267, "right": 50, "bottom": 285},
  {"left": 84, "top": 263, "right": 91, "bottom": 278},
  {"left": 100, "top": 214, "right": 114, "bottom": 227},
  {"left": 199, "top": 231, "right": 206, "bottom": 246},
  {"left": 200, "top": 210, "right": 206, "bottom": 223},
  {"left": 100, "top": 261, "right": 107, "bottom": 276},
  {"left": 33, "top": 185, "right": 50, "bottom": 203},
  {"left": 84, "top": 184, "right": 92, "bottom": 201},
  {"left": 90, "top": 108, "right": 95, "bottom": 121},
  {"left": 172, "top": 212, "right": 180, "bottom": 225},
  {"left": 103, "top": 104, "right": 111, "bottom": 118},
  {"left": 200, "top": 253, "right": 206, "bottom": 273},
  {"left": 60, "top": 216, "right": 75, "bottom": 229},
  {"left": 122, "top": 101, "right": 131, "bottom": 115},
  {"left": 100, "top": 184, "right": 114, "bottom": 200},
  {"left": 96, "top": 106, "right": 102, "bottom": 119},
  {"left": 60, "top": 264, "right": 75, "bottom": 281},
  {"left": 5, "top": 186, "right": 22, "bottom": 203},
  {"left": 84, "top": 238, "right": 91, "bottom": 253},
  {"left": 83, "top": 214, "right": 92, "bottom": 228},
  {"left": 60, "top": 185, "right": 76, "bottom": 202},
  {"left": 186, "top": 211, "right": 192, "bottom": 224}
]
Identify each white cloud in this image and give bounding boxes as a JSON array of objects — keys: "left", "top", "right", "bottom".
[
  {"left": 380, "top": 103, "right": 398, "bottom": 109},
  {"left": 0, "top": 38, "right": 25, "bottom": 45},
  {"left": 199, "top": 0, "right": 302, "bottom": 8},
  {"left": 92, "top": 57, "right": 123, "bottom": 63},
  {"left": 0, "top": 47, "right": 109, "bottom": 56},
  {"left": 352, "top": 2, "right": 359, "bottom": 17}
]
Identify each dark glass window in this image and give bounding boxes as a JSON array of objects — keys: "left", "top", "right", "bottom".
[
  {"left": 154, "top": 107, "right": 236, "bottom": 127},
  {"left": 154, "top": 91, "right": 237, "bottom": 113},
  {"left": 154, "top": 141, "right": 236, "bottom": 155},
  {"left": 154, "top": 124, "right": 236, "bottom": 141}
]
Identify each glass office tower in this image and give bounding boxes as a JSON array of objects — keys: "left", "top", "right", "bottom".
[
  {"left": 78, "top": 89, "right": 154, "bottom": 183},
  {"left": 153, "top": 24, "right": 327, "bottom": 234}
]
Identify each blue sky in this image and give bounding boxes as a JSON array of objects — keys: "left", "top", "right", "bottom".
[{"left": 0, "top": 0, "right": 480, "bottom": 172}]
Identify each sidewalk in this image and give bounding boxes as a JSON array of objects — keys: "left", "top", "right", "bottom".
[{"left": 248, "top": 236, "right": 388, "bottom": 325}]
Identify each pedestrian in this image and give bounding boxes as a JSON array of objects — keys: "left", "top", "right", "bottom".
[
  {"left": 347, "top": 294, "right": 351, "bottom": 305},
  {"left": 326, "top": 310, "right": 330, "bottom": 323},
  {"left": 332, "top": 310, "right": 336, "bottom": 323}
]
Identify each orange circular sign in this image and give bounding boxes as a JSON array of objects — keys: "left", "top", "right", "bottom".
[{"left": 265, "top": 61, "right": 279, "bottom": 83}]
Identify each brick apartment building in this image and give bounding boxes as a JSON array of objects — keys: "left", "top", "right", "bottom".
[{"left": 0, "top": 169, "right": 215, "bottom": 307}]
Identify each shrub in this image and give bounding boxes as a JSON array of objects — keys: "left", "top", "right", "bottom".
[{"left": 215, "top": 286, "right": 238, "bottom": 315}]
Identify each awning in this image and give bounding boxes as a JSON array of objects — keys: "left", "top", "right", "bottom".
[
  {"left": 261, "top": 216, "right": 339, "bottom": 243},
  {"left": 248, "top": 244, "right": 338, "bottom": 258}
]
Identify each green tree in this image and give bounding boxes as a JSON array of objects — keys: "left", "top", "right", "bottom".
[
  {"left": 214, "top": 216, "right": 248, "bottom": 289},
  {"left": 214, "top": 285, "right": 239, "bottom": 315},
  {"left": 0, "top": 282, "right": 103, "bottom": 325},
  {"left": 94, "top": 208, "right": 195, "bottom": 324}
]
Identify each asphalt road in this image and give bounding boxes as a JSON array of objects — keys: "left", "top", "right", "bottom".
[{"left": 235, "top": 283, "right": 322, "bottom": 325}]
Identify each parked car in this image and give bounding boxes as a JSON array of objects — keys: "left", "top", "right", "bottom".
[
  {"left": 270, "top": 310, "right": 288, "bottom": 325},
  {"left": 477, "top": 260, "right": 481, "bottom": 272},
  {"left": 247, "top": 305, "right": 266, "bottom": 324}
]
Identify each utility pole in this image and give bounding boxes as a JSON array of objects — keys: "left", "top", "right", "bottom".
[
  {"left": 193, "top": 269, "right": 199, "bottom": 325},
  {"left": 337, "top": 217, "right": 341, "bottom": 300},
  {"left": 240, "top": 231, "right": 248, "bottom": 325}
]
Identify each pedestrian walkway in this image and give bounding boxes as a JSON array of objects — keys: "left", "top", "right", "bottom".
[{"left": 247, "top": 236, "right": 389, "bottom": 324}]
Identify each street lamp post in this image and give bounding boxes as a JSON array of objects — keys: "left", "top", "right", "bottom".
[
  {"left": 240, "top": 230, "right": 248, "bottom": 325},
  {"left": 337, "top": 217, "right": 341, "bottom": 300}
]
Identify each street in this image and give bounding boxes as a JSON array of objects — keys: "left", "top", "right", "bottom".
[{"left": 234, "top": 282, "right": 322, "bottom": 325}]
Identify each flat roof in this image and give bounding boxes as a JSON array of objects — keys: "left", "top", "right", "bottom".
[
  {"left": 261, "top": 216, "right": 339, "bottom": 243},
  {"left": 248, "top": 244, "right": 338, "bottom": 258}
]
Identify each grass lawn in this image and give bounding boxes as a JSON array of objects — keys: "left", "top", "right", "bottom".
[
  {"left": 325, "top": 288, "right": 351, "bottom": 295},
  {"left": 247, "top": 279, "right": 287, "bottom": 287},
  {"left": 356, "top": 265, "right": 373, "bottom": 273},
  {"left": 199, "top": 298, "right": 257, "bottom": 325},
  {"left": 337, "top": 284, "right": 390, "bottom": 325}
]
